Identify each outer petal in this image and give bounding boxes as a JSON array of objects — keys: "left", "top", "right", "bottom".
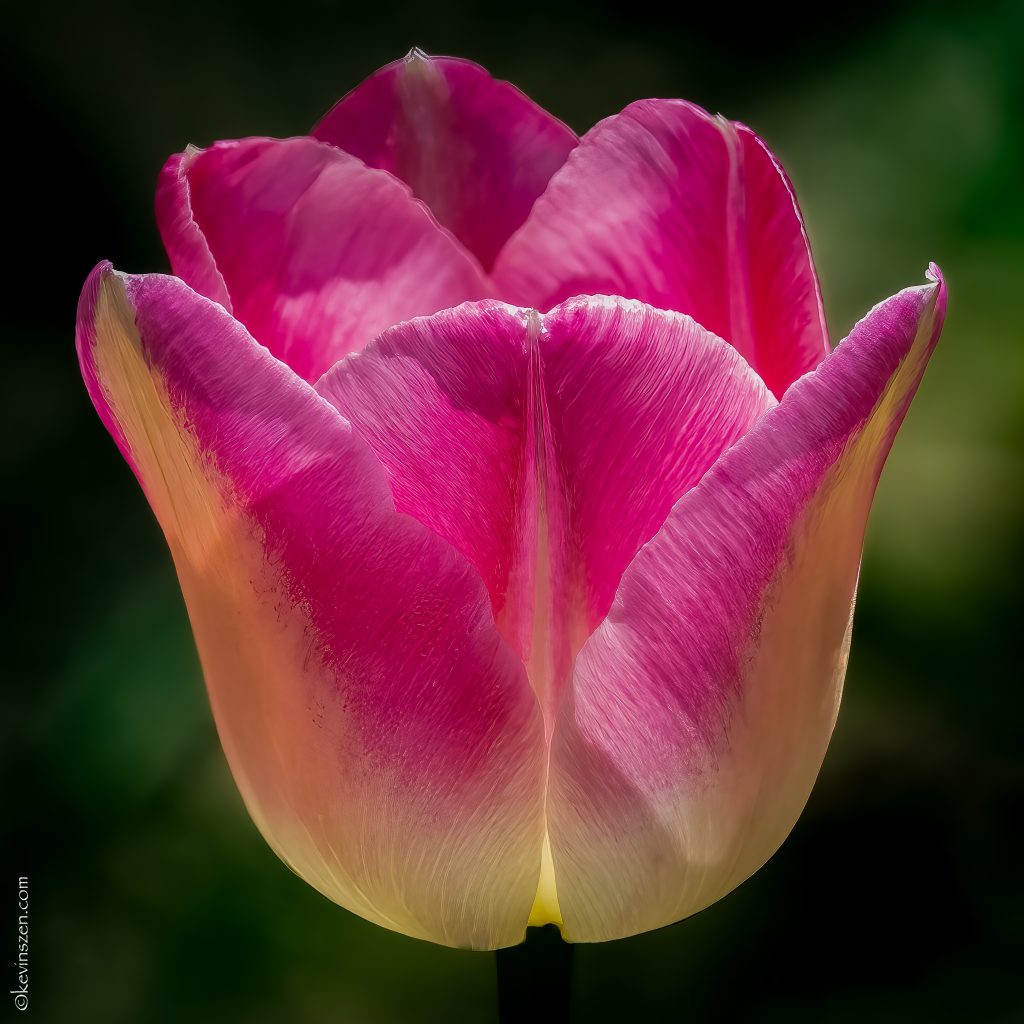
[
  {"left": 155, "top": 137, "right": 489, "bottom": 382},
  {"left": 546, "top": 269, "right": 945, "bottom": 941},
  {"left": 76, "top": 264, "right": 545, "bottom": 949},
  {"left": 317, "top": 297, "right": 775, "bottom": 725},
  {"left": 492, "top": 100, "right": 829, "bottom": 397},
  {"left": 312, "top": 50, "right": 578, "bottom": 271}
]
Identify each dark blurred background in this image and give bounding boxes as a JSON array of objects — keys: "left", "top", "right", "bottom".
[{"left": 4, "top": 1, "right": 1022, "bottom": 1020}]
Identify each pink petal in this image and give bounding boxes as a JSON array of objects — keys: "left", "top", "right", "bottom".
[
  {"left": 544, "top": 268, "right": 946, "bottom": 940},
  {"left": 312, "top": 50, "right": 578, "bottom": 271},
  {"left": 492, "top": 100, "right": 829, "bottom": 397},
  {"left": 76, "top": 263, "right": 545, "bottom": 949},
  {"left": 317, "top": 297, "right": 775, "bottom": 729},
  {"left": 155, "top": 137, "right": 490, "bottom": 382}
]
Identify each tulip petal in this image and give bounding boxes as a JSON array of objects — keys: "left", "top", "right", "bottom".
[
  {"left": 318, "top": 297, "right": 775, "bottom": 724},
  {"left": 76, "top": 264, "right": 546, "bottom": 949},
  {"left": 156, "top": 137, "right": 490, "bottom": 382},
  {"left": 493, "top": 100, "right": 829, "bottom": 397},
  {"left": 312, "top": 50, "right": 578, "bottom": 270},
  {"left": 544, "top": 269, "right": 945, "bottom": 941}
]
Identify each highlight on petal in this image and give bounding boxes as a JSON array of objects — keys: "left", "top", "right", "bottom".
[
  {"left": 155, "top": 137, "right": 489, "bottom": 382},
  {"left": 544, "top": 268, "right": 945, "bottom": 941},
  {"left": 76, "top": 263, "right": 546, "bottom": 949},
  {"left": 317, "top": 296, "right": 775, "bottom": 727},
  {"left": 493, "top": 99, "right": 829, "bottom": 397},
  {"left": 313, "top": 49, "right": 578, "bottom": 271}
]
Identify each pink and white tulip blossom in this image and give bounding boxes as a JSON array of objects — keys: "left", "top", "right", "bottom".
[{"left": 76, "top": 51, "right": 946, "bottom": 949}]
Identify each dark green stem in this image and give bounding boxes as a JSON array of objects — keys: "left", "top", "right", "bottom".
[{"left": 495, "top": 925, "right": 574, "bottom": 1024}]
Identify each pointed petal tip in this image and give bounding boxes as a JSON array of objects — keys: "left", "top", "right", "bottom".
[
  {"left": 75, "top": 262, "right": 144, "bottom": 481},
  {"left": 78, "top": 258, "right": 114, "bottom": 305},
  {"left": 926, "top": 262, "right": 947, "bottom": 315},
  {"left": 76, "top": 260, "right": 117, "bottom": 362}
]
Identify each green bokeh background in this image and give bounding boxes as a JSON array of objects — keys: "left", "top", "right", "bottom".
[{"left": 5, "top": 1, "right": 1022, "bottom": 1020}]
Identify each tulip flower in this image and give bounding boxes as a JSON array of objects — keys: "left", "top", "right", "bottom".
[{"left": 76, "top": 50, "right": 945, "bottom": 951}]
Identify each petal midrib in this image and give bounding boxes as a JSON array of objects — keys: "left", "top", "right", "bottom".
[
  {"left": 717, "top": 115, "right": 757, "bottom": 373},
  {"left": 519, "top": 309, "right": 567, "bottom": 929}
]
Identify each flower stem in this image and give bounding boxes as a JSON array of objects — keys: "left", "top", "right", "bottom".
[{"left": 495, "top": 925, "right": 574, "bottom": 1023}]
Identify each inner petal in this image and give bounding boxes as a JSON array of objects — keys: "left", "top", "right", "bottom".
[
  {"left": 316, "top": 296, "right": 776, "bottom": 723},
  {"left": 312, "top": 50, "right": 578, "bottom": 271}
]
